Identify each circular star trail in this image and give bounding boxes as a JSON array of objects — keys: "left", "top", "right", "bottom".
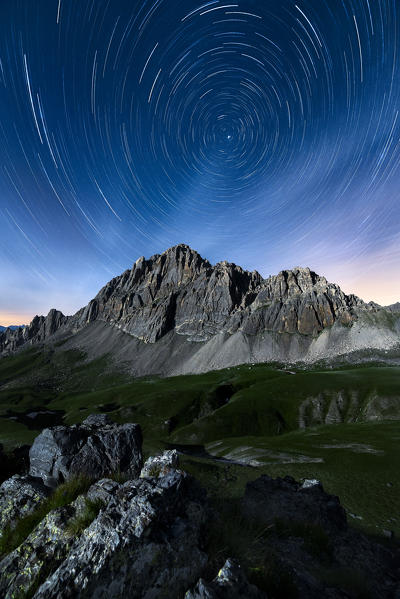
[{"left": 0, "top": 0, "right": 400, "bottom": 322}]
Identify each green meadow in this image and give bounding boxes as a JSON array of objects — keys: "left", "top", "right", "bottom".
[{"left": 0, "top": 346, "right": 399, "bottom": 537}]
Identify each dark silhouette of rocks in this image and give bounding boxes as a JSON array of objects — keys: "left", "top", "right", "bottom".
[
  {"left": 186, "top": 558, "right": 266, "bottom": 598},
  {"left": 242, "top": 475, "right": 347, "bottom": 534},
  {"left": 0, "top": 474, "right": 49, "bottom": 533},
  {"left": 242, "top": 475, "right": 400, "bottom": 599}
]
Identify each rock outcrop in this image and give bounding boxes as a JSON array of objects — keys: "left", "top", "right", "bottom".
[
  {"left": 0, "top": 496, "right": 86, "bottom": 598},
  {"left": 31, "top": 471, "right": 208, "bottom": 599},
  {"left": 73, "top": 246, "right": 365, "bottom": 342},
  {"left": 140, "top": 449, "right": 179, "bottom": 478},
  {"left": 0, "top": 418, "right": 210, "bottom": 599},
  {"left": 185, "top": 558, "right": 266, "bottom": 598},
  {"left": 242, "top": 475, "right": 400, "bottom": 599},
  {"left": 387, "top": 302, "right": 400, "bottom": 312},
  {"left": 29, "top": 414, "right": 143, "bottom": 486},
  {"left": 0, "top": 474, "right": 49, "bottom": 535},
  {"left": 1, "top": 244, "right": 399, "bottom": 373},
  {"left": 0, "top": 309, "right": 69, "bottom": 354},
  {"left": 0, "top": 418, "right": 399, "bottom": 598},
  {"left": 242, "top": 475, "right": 347, "bottom": 534}
]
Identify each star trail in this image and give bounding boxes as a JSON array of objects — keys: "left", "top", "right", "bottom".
[{"left": 0, "top": 0, "right": 400, "bottom": 324}]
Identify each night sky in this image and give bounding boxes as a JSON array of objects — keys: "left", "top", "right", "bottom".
[{"left": 1, "top": 0, "right": 400, "bottom": 325}]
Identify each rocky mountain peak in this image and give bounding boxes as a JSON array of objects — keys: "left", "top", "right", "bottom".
[
  {"left": 1, "top": 245, "right": 395, "bottom": 367},
  {"left": 274, "top": 267, "right": 328, "bottom": 294},
  {"left": 150, "top": 243, "right": 211, "bottom": 285}
]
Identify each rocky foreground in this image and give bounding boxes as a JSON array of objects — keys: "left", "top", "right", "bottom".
[
  {"left": 1, "top": 245, "right": 399, "bottom": 375},
  {"left": 0, "top": 415, "right": 399, "bottom": 598}
]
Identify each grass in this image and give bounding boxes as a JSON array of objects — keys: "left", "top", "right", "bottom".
[
  {"left": 203, "top": 420, "right": 400, "bottom": 536},
  {"left": 65, "top": 498, "right": 104, "bottom": 537},
  {"left": 0, "top": 346, "right": 399, "bottom": 539},
  {"left": 318, "top": 567, "right": 372, "bottom": 598},
  {"left": 273, "top": 518, "right": 331, "bottom": 558},
  {"left": 202, "top": 496, "right": 302, "bottom": 598},
  {"left": 0, "top": 475, "right": 93, "bottom": 557},
  {"left": 0, "top": 346, "right": 398, "bottom": 597}
]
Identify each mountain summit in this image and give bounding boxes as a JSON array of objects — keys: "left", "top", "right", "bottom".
[{"left": 1, "top": 245, "right": 399, "bottom": 375}]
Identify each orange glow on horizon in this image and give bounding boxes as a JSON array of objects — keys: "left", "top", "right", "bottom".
[{"left": 0, "top": 311, "right": 33, "bottom": 328}]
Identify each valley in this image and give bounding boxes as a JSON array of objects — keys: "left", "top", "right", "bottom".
[{"left": 1, "top": 345, "right": 398, "bottom": 539}]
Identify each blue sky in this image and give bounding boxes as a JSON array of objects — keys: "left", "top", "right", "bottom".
[{"left": 0, "top": 0, "right": 399, "bottom": 324}]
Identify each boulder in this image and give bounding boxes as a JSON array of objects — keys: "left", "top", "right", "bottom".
[
  {"left": 0, "top": 495, "right": 87, "bottom": 599},
  {"left": 140, "top": 449, "right": 179, "bottom": 478},
  {"left": 25, "top": 470, "right": 207, "bottom": 598},
  {"left": 242, "top": 474, "right": 347, "bottom": 533},
  {"left": 241, "top": 474, "right": 400, "bottom": 599},
  {"left": 29, "top": 414, "right": 143, "bottom": 486},
  {"left": 0, "top": 474, "right": 49, "bottom": 535},
  {"left": 185, "top": 558, "right": 266, "bottom": 598}
]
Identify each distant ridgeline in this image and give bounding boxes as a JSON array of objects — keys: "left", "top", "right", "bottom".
[{"left": 0, "top": 244, "right": 399, "bottom": 376}]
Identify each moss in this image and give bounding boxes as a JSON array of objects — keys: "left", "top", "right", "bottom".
[
  {"left": 145, "top": 464, "right": 163, "bottom": 477},
  {"left": 0, "top": 475, "right": 93, "bottom": 558}
]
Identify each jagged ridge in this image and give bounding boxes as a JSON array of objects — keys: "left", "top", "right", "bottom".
[{"left": 0, "top": 244, "right": 397, "bottom": 371}]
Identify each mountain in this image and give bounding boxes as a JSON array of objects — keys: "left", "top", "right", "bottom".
[
  {"left": 0, "top": 325, "right": 24, "bottom": 332},
  {"left": 1, "top": 244, "right": 399, "bottom": 375},
  {"left": 386, "top": 302, "right": 400, "bottom": 312}
]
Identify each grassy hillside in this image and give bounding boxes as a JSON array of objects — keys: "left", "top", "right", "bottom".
[{"left": 0, "top": 346, "right": 399, "bottom": 537}]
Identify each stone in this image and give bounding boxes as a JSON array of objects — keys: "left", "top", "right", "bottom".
[
  {"left": 242, "top": 474, "right": 347, "bottom": 534},
  {"left": 0, "top": 309, "right": 69, "bottom": 355},
  {"left": 301, "top": 478, "right": 322, "bottom": 489},
  {"left": 29, "top": 415, "right": 143, "bottom": 486},
  {"left": 86, "top": 478, "right": 121, "bottom": 504},
  {"left": 241, "top": 474, "right": 400, "bottom": 599},
  {"left": 0, "top": 496, "right": 86, "bottom": 599},
  {"left": 82, "top": 413, "right": 112, "bottom": 427},
  {"left": 185, "top": 558, "right": 266, "bottom": 598},
  {"left": 140, "top": 449, "right": 179, "bottom": 478},
  {"left": 31, "top": 470, "right": 208, "bottom": 598},
  {"left": 0, "top": 474, "right": 49, "bottom": 535}
]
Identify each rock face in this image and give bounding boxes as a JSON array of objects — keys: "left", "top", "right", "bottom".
[
  {"left": 31, "top": 471, "right": 208, "bottom": 599},
  {"left": 0, "top": 497, "right": 85, "bottom": 599},
  {"left": 185, "top": 558, "right": 266, "bottom": 598},
  {"left": 1, "top": 244, "right": 399, "bottom": 373},
  {"left": 29, "top": 414, "right": 143, "bottom": 486},
  {"left": 242, "top": 474, "right": 347, "bottom": 534},
  {"left": 74, "top": 245, "right": 364, "bottom": 342},
  {"left": 242, "top": 475, "right": 400, "bottom": 599},
  {"left": 0, "top": 418, "right": 399, "bottom": 599},
  {"left": 0, "top": 309, "right": 69, "bottom": 354},
  {"left": 0, "top": 474, "right": 49, "bottom": 536},
  {"left": 0, "top": 469, "right": 209, "bottom": 599},
  {"left": 387, "top": 302, "right": 400, "bottom": 312},
  {"left": 0, "top": 420, "right": 210, "bottom": 599}
]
